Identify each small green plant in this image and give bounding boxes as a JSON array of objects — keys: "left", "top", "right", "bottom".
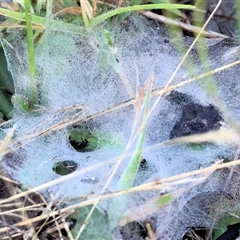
[
  {"left": 70, "top": 204, "right": 110, "bottom": 239},
  {"left": 69, "top": 129, "right": 98, "bottom": 152},
  {"left": 52, "top": 160, "right": 78, "bottom": 176}
]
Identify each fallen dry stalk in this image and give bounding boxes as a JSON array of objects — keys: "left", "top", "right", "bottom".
[
  {"left": 1, "top": 158, "right": 240, "bottom": 235},
  {"left": 140, "top": 10, "right": 228, "bottom": 38}
]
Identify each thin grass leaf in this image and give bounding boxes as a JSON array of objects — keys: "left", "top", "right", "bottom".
[
  {"left": 80, "top": 0, "right": 90, "bottom": 27},
  {"left": 109, "top": 74, "right": 153, "bottom": 222},
  {"left": 120, "top": 77, "right": 152, "bottom": 190},
  {"left": 0, "top": 4, "right": 196, "bottom": 31},
  {"left": 24, "top": 0, "right": 35, "bottom": 78},
  {"left": 89, "top": 4, "right": 196, "bottom": 27},
  {"left": 0, "top": 7, "right": 85, "bottom": 35},
  {"left": 24, "top": 0, "right": 38, "bottom": 104}
]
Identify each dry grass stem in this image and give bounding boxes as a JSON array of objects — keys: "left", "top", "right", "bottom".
[
  {"left": 140, "top": 10, "right": 229, "bottom": 38},
  {"left": 146, "top": 220, "right": 156, "bottom": 240},
  {"left": 165, "top": 128, "right": 240, "bottom": 145},
  {"left": 92, "top": 0, "right": 97, "bottom": 17},
  {"left": 54, "top": 6, "right": 82, "bottom": 17},
  {"left": 0, "top": 158, "right": 239, "bottom": 237},
  {"left": 119, "top": 71, "right": 135, "bottom": 98}
]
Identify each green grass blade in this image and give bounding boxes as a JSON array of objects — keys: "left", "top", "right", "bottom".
[
  {"left": 89, "top": 4, "right": 196, "bottom": 27},
  {"left": 0, "top": 7, "right": 85, "bottom": 35},
  {"left": 0, "top": 7, "right": 26, "bottom": 21},
  {"left": 24, "top": 0, "right": 35, "bottom": 79},
  {"left": 24, "top": 0, "right": 38, "bottom": 104},
  {"left": 0, "top": 4, "right": 196, "bottom": 32},
  {"left": 120, "top": 79, "right": 152, "bottom": 190},
  {"left": 109, "top": 74, "right": 153, "bottom": 222}
]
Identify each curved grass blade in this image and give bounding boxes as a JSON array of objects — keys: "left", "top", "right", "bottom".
[
  {"left": 89, "top": 4, "right": 196, "bottom": 27},
  {"left": 0, "top": 7, "right": 85, "bottom": 35}
]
